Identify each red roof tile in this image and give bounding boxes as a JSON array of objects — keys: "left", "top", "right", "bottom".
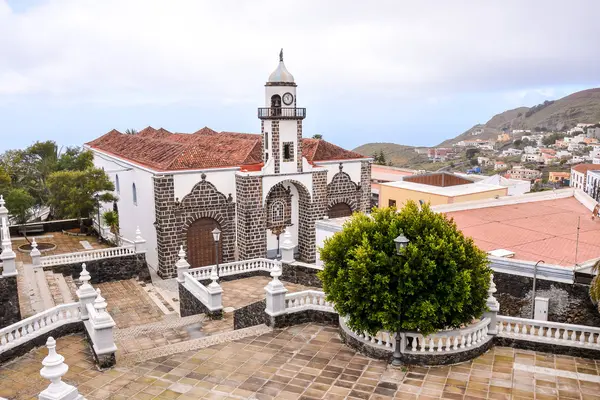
[
  {"left": 86, "top": 127, "right": 365, "bottom": 171},
  {"left": 572, "top": 163, "right": 600, "bottom": 174},
  {"left": 445, "top": 197, "right": 600, "bottom": 266}
]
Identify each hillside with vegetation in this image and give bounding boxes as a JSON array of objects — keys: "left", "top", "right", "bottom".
[
  {"left": 352, "top": 142, "right": 424, "bottom": 167},
  {"left": 438, "top": 88, "right": 600, "bottom": 146}
]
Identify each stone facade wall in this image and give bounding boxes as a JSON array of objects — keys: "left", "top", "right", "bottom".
[
  {"left": 360, "top": 161, "right": 372, "bottom": 212},
  {"left": 236, "top": 174, "right": 266, "bottom": 260},
  {"left": 280, "top": 263, "right": 323, "bottom": 287},
  {"left": 494, "top": 272, "right": 600, "bottom": 326},
  {"left": 47, "top": 254, "right": 149, "bottom": 284},
  {"left": 268, "top": 309, "right": 338, "bottom": 329},
  {"left": 265, "top": 183, "right": 292, "bottom": 229},
  {"left": 154, "top": 174, "right": 236, "bottom": 278},
  {"left": 272, "top": 121, "right": 280, "bottom": 174},
  {"left": 327, "top": 168, "right": 361, "bottom": 213},
  {"left": 296, "top": 121, "right": 303, "bottom": 172},
  {"left": 0, "top": 276, "right": 21, "bottom": 329},
  {"left": 297, "top": 171, "right": 328, "bottom": 263}
]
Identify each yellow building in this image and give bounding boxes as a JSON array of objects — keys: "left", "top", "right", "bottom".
[
  {"left": 380, "top": 172, "right": 508, "bottom": 207},
  {"left": 548, "top": 171, "right": 570, "bottom": 183},
  {"left": 497, "top": 133, "right": 511, "bottom": 142}
]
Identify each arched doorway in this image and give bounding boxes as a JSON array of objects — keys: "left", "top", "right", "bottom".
[
  {"left": 186, "top": 217, "right": 222, "bottom": 267},
  {"left": 328, "top": 202, "right": 352, "bottom": 219}
]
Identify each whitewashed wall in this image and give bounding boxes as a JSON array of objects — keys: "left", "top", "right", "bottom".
[
  {"left": 91, "top": 151, "right": 159, "bottom": 269},
  {"left": 173, "top": 169, "right": 238, "bottom": 202},
  {"left": 315, "top": 160, "right": 362, "bottom": 184},
  {"left": 314, "top": 218, "right": 344, "bottom": 266},
  {"left": 279, "top": 120, "right": 299, "bottom": 174}
]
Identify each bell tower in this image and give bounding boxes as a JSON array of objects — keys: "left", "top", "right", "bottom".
[{"left": 259, "top": 49, "right": 306, "bottom": 175}]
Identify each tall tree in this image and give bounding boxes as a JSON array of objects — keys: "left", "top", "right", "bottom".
[
  {"left": 5, "top": 188, "right": 35, "bottom": 225},
  {"left": 319, "top": 203, "right": 490, "bottom": 336},
  {"left": 56, "top": 147, "right": 94, "bottom": 171},
  {"left": 47, "top": 168, "right": 117, "bottom": 223}
]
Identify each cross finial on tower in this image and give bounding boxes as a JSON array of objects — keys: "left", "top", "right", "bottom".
[{"left": 279, "top": 48, "right": 283, "bottom": 62}]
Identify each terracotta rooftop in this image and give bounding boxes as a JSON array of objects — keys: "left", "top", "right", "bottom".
[
  {"left": 572, "top": 163, "right": 600, "bottom": 174},
  {"left": 86, "top": 127, "right": 366, "bottom": 171},
  {"left": 445, "top": 197, "right": 600, "bottom": 266}
]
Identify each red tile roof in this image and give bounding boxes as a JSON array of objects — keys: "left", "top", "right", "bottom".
[
  {"left": 572, "top": 163, "right": 600, "bottom": 174},
  {"left": 445, "top": 197, "right": 600, "bottom": 266},
  {"left": 86, "top": 127, "right": 365, "bottom": 171}
]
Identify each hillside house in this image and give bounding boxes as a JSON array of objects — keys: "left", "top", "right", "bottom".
[
  {"left": 507, "top": 166, "right": 541, "bottom": 181},
  {"left": 570, "top": 163, "right": 598, "bottom": 191},
  {"left": 548, "top": 171, "right": 570, "bottom": 184},
  {"left": 494, "top": 161, "right": 507, "bottom": 170}
]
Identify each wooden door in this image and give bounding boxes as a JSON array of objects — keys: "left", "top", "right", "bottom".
[
  {"left": 186, "top": 218, "right": 222, "bottom": 267},
  {"left": 327, "top": 202, "right": 352, "bottom": 219}
]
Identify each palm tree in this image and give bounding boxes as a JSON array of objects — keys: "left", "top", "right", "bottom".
[
  {"left": 124, "top": 129, "right": 138, "bottom": 135},
  {"left": 102, "top": 211, "right": 120, "bottom": 245}
]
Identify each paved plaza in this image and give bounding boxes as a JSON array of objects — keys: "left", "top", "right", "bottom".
[
  {"left": 2, "top": 323, "right": 600, "bottom": 400},
  {"left": 13, "top": 232, "right": 108, "bottom": 264}
]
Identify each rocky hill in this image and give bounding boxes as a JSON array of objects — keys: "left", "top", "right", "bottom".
[
  {"left": 438, "top": 88, "right": 600, "bottom": 146},
  {"left": 352, "top": 142, "right": 423, "bottom": 167}
]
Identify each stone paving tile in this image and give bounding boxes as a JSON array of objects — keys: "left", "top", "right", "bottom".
[
  {"left": 220, "top": 275, "right": 318, "bottom": 310},
  {"left": 3, "top": 324, "right": 600, "bottom": 400}
]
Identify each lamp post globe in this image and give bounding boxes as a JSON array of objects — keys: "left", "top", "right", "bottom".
[{"left": 392, "top": 233, "right": 409, "bottom": 367}]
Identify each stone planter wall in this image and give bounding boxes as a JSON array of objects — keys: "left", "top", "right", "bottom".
[
  {"left": 234, "top": 300, "right": 268, "bottom": 330},
  {"left": 46, "top": 253, "right": 150, "bottom": 284},
  {"left": 0, "top": 276, "right": 21, "bottom": 329},
  {"left": 494, "top": 272, "right": 600, "bottom": 326},
  {"left": 178, "top": 283, "right": 222, "bottom": 319},
  {"left": 281, "top": 262, "right": 322, "bottom": 287},
  {"left": 268, "top": 309, "right": 338, "bottom": 329}
]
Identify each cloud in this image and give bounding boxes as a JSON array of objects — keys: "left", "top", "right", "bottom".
[{"left": 0, "top": 0, "right": 599, "bottom": 107}]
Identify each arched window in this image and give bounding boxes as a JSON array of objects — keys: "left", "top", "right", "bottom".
[
  {"left": 115, "top": 174, "right": 120, "bottom": 194},
  {"left": 271, "top": 200, "right": 284, "bottom": 223},
  {"left": 132, "top": 183, "right": 138, "bottom": 206},
  {"left": 271, "top": 95, "right": 281, "bottom": 116}
]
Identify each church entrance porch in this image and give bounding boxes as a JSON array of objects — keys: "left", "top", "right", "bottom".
[{"left": 186, "top": 217, "right": 222, "bottom": 268}]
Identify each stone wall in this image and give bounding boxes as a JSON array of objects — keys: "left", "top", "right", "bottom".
[
  {"left": 8, "top": 218, "right": 91, "bottom": 236},
  {"left": 297, "top": 171, "right": 327, "bottom": 263},
  {"left": 494, "top": 272, "right": 600, "bottom": 326},
  {"left": 327, "top": 167, "right": 361, "bottom": 213},
  {"left": 236, "top": 174, "right": 266, "bottom": 260},
  {"left": 0, "top": 276, "right": 21, "bottom": 329},
  {"left": 280, "top": 263, "right": 322, "bottom": 287},
  {"left": 360, "top": 161, "right": 372, "bottom": 212},
  {"left": 154, "top": 174, "right": 236, "bottom": 278},
  {"left": 268, "top": 309, "right": 338, "bottom": 329},
  {"left": 296, "top": 121, "right": 303, "bottom": 172},
  {"left": 234, "top": 299, "right": 268, "bottom": 330},
  {"left": 272, "top": 121, "right": 280, "bottom": 174},
  {"left": 178, "top": 283, "right": 222, "bottom": 319},
  {"left": 47, "top": 254, "right": 149, "bottom": 284}
]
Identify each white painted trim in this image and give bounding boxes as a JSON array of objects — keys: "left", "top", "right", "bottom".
[{"left": 313, "top": 158, "right": 372, "bottom": 165}]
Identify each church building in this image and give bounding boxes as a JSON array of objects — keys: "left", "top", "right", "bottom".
[{"left": 86, "top": 52, "right": 372, "bottom": 278}]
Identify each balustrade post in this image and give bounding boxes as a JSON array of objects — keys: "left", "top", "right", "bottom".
[
  {"left": 206, "top": 264, "right": 223, "bottom": 316},
  {"left": 39, "top": 337, "right": 83, "bottom": 400},
  {"left": 484, "top": 274, "right": 500, "bottom": 334},
  {"left": 280, "top": 231, "right": 295, "bottom": 264},
  {"left": 175, "top": 245, "right": 190, "bottom": 283},
  {"left": 265, "top": 261, "right": 288, "bottom": 318},
  {"left": 0, "top": 196, "right": 17, "bottom": 276},
  {"left": 88, "top": 289, "right": 117, "bottom": 368},
  {"left": 76, "top": 263, "right": 97, "bottom": 321},
  {"left": 134, "top": 226, "right": 146, "bottom": 253},
  {"left": 30, "top": 238, "right": 41, "bottom": 266}
]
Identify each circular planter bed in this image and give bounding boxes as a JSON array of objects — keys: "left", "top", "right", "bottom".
[{"left": 17, "top": 242, "right": 57, "bottom": 253}]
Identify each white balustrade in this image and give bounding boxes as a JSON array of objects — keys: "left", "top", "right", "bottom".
[
  {"left": 404, "top": 318, "right": 491, "bottom": 353},
  {"left": 0, "top": 303, "right": 81, "bottom": 354},
  {"left": 188, "top": 258, "right": 279, "bottom": 280},
  {"left": 339, "top": 316, "right": 396, "bottom": 351},
  {"left": 39, "top": 245, "right": 136, "bottom": 267},
  {"left": 284, "top": 290, "right": 334, "bottom": 313},
  {"left": 183, "top": 272, "right": 223, "bottom": 312},
  {"left": 497, "top": 316, "right": 600, "bottom": 349}
]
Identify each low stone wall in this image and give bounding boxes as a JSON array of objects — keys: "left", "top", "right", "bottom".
[
  {"left": 0, "top": 322, "right": 83, "bottom": 365},
  {"left": 0, "top": 276, "right": 21, "bottom": 329},
  {"left": 178, "top": 283, "right": 222, "bottom": 319},
  {"left": 234, "top": 300, "right": 268, "bottom": 330},
  {"left": 9, "top": 218, "right": 92, "bottom": 236},
  {"left": 268, "top": 309, "right": 337, "bottom": 329},
  {"left": 82, "top": 320, "right": 116, "bottom": 369},
  {"left": 494, "top": 272, "right": 600, "bottom": 326},
  {"left": 47, "top": 253, "right": 150, "bottom": 284},
  {"left": 281, "top": 263, "right": 323, "bottom": 288},
  {"left": 495, "top": 336, "right": 600, "bottom": 359}
]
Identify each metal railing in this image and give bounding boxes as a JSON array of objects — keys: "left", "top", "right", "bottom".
[{"left": 257, "top": 107, "right": 306, "bottom": 119}]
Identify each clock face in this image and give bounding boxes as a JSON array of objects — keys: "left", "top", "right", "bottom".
[{"left": 282, "top": 92, "right": 294, "bottom": 106}]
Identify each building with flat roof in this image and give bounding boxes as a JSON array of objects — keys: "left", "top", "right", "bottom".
[
  {"left": 379, "top": 172, "right": 507, "bottom": 207},
  {"left": 370, "top": 165, "right": 415, "bottom": 207}
]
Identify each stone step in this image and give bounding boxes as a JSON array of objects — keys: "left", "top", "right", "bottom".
[
  {"left": 63, "top": 275, "right": 79, "bottom": 299},
  {"left": 33, "top": 268, "right": 55, "bottom": 310},
  {"left": 54, "top": 273, "right": 75, "bottom": 304}
]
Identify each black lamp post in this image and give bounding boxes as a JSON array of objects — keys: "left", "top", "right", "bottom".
[
  {"left": 212, "top": 228, "right": 221, "bottom": 278},
  {"left": 392, "top": 234, "right": 409, "bottom": 367}
]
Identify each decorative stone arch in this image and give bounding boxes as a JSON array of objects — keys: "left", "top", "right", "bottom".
[
  {"left": 327, "top": 164, "right": 361, "bottom": 216},
  {"left": 327, "top": 202, "right": 353, "bottom": 219}
]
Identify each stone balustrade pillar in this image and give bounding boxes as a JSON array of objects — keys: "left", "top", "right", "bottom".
[
  {"left": 206, "top": 263, "right": 223, "bottom": 314},
  {"left": 0, "top": 195, "right": 16, "bottom": 277},
  {"left": 175, "top": 245, "right": 190, "bottom": 283},
  {"left": 88, "top": 289, "right": 117, "bottom": 368},
  {"left": 134, "top": 226, "right": 146, "bottom": 253},
  {"left": 39, "top": 336, "right": 83, "bottom": 400},
  {"left": 280, "top": 231, "right": 295, "bottom": 264},
  {"left": 265, "top": 261, "right": 288, "bottom": 317},
  {"left": 484, "top": 273, "right": 500, "bottom": 334},
  {"left": 76, "top": 263, "right": 97, "bottom": 321},
  {"left": 30, "top": 238, "right": 41, "bottom": 266}
]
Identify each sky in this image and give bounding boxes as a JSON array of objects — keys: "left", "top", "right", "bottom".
[{"left": 0, "top": 0, "right": 599, "bottom": 152}]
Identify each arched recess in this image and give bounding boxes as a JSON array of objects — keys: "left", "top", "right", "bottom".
[
  {"left": 327, "top": 202, "right": 352, "bottom": 219},
  {"left": 186, "top": 217, "right": 222, "bottom": 268},
  {"left": 327, "top": 168, "right": 361, "bottom": 214}
]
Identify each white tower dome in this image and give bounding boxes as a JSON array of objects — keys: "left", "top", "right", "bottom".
[{"left": 268, "top": 49, "right": 295, "bottom": 84}]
